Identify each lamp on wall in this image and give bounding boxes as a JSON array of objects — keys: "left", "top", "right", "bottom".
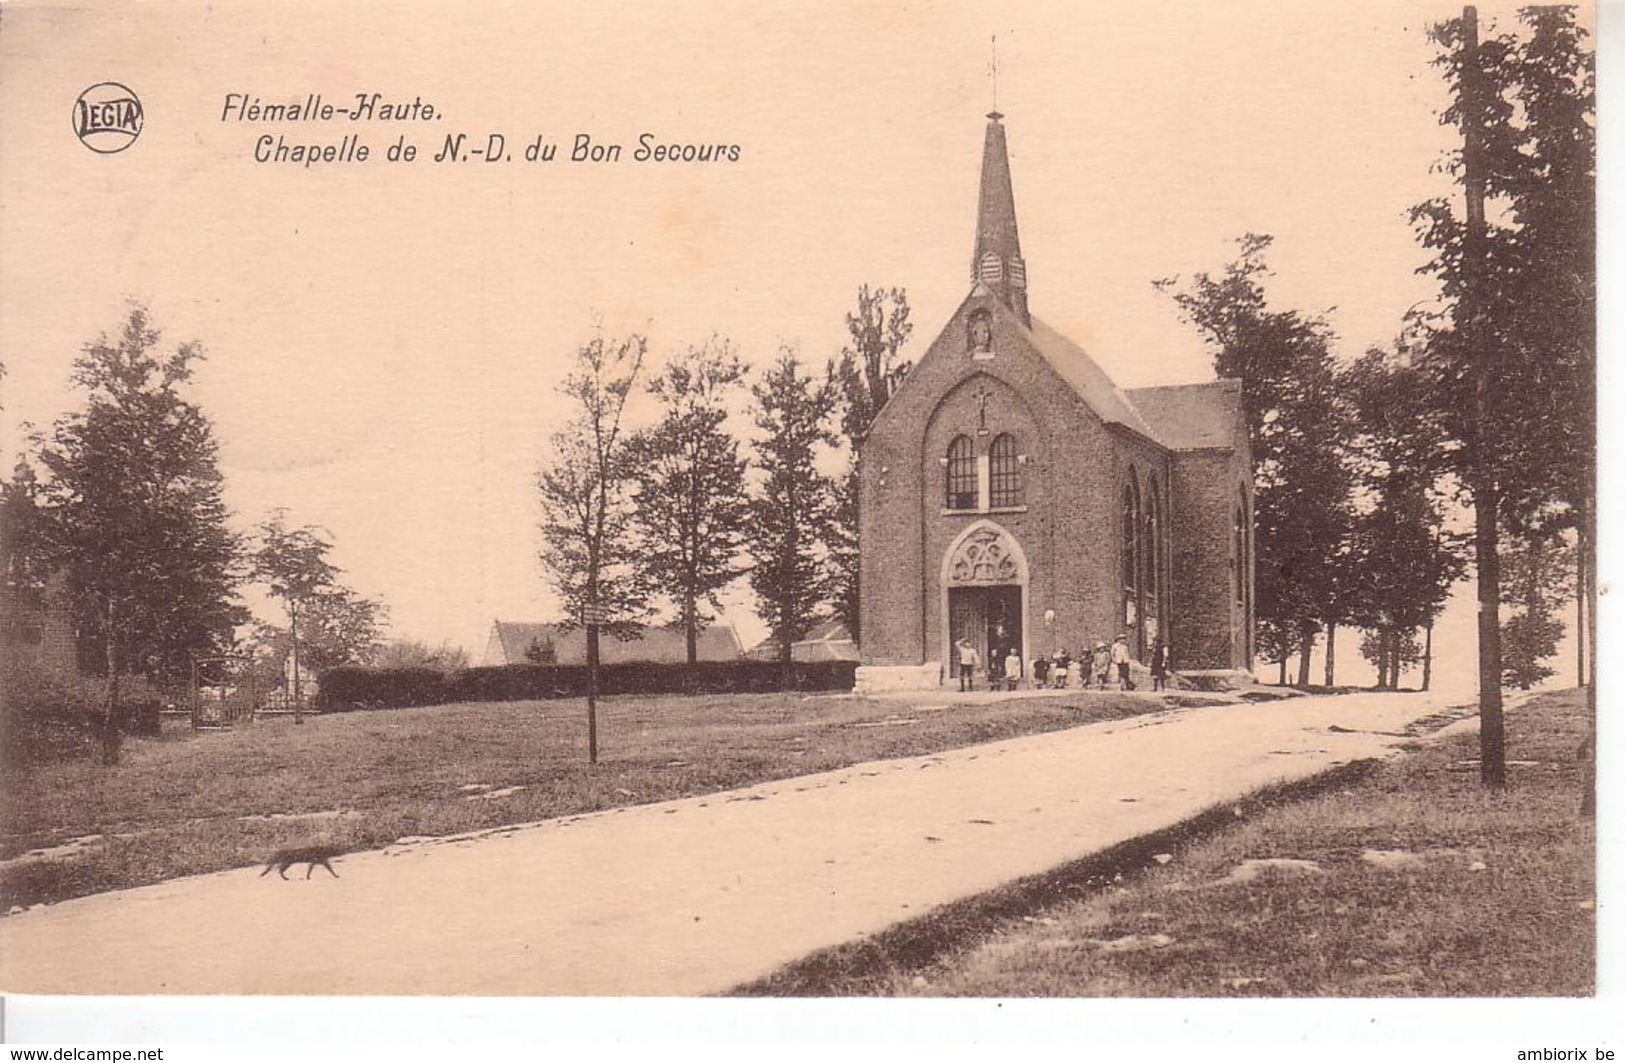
[{"left": 1044, "top": 608, "right": 1055, "bottom": 658}]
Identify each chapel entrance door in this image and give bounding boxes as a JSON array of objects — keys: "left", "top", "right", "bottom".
[{"left": 948, "top": 585, "right": 1023, "bottom": 680}]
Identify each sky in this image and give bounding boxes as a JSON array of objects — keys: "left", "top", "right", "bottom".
[{"left": 0, "top": 0, "right": 1595, "bottom": 680}]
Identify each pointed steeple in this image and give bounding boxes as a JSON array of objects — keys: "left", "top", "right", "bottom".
[{"left": 971, "top": 111, "right": 1029, "bottom": 326}]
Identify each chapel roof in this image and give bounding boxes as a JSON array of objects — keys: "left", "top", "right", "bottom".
[
  {"left": 1123, "top": 381, "right": 1246, "bottom": 450},
  {"left": 1021, "top": 315, "right": 1161, "bottom": 441}
]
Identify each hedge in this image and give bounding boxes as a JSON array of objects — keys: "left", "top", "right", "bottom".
[
  {"left": 1, "top": 659, "right": 164, "bottom": 766},
  {"left": 316, "top": 660, "right": 858, "bottom": 712}
]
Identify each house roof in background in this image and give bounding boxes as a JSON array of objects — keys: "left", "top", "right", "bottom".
[{"left": 486, "top": 621, "right": 743, "bottom": 665}]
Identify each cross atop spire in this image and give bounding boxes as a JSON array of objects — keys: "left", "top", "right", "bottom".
[
  {"left": 971, "top": 110, "right": 1029, "bottom": 326},
  {"left": 989, "top": 34, "right": 999, "bottom": 113}
]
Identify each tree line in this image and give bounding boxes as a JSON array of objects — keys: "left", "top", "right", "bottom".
[
  {"left": 535, "top": 286, "right": 913, "bottom": 688},
  {"left": 1158, "top": 6, "right": 1593, "bottom": 789}
]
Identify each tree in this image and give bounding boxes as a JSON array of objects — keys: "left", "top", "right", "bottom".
[
  {"left": 537, "top": 331, "right": 649, "bottom": 763},
  {"left": 1156, "top": 236, "right": 1357, "bottom": 686},
  {"left": 251, "top": 586, "right": 386, "bottom": 676},
  {"left": 252, "top": 511, "right": 348, "bottom": 722},
  {"left": 0, "top": 455, "right": 49, "bottom": 648},
  {"left": 33, "top": 306, "right": 244, "bottom": 763},
  {"left": 747, "top": 350, "right": 839, "bottom": 686},
  {"left": 1498, "top": 530, "right": 1574, "bottom": 690},
  {"left": 1409, "top": 7, "right": 1594, "bottom": 785},
  {"left": 250, "top": 512, "right": 386, "bottom": 718},
  {"left": 828, "top": 286, "right": 913, "bottom": 646},
  {"left": 1340, "top": 346, "right": 1467, "bottom": 691},
  {"left": 627, "top": 338, "right": 752, "bottom": 663},
  {"left": 373, "top": 639, "right": 471, "bottom": 673}
]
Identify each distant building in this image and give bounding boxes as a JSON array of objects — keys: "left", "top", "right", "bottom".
[
  {"left": 746, "top": 619, "right": 859, "bottom": 664},
  {"left": 482, "top": 621, "right": 744, "bottom": 667},
  {"left": 856, "top": 111, "right": 1255, "bottom": 691}
]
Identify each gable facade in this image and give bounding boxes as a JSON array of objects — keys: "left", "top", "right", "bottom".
[{"left": 856, "top": 113, "right": 1253, "bottom": 689}]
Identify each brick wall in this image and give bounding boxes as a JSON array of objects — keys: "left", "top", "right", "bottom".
[{"left": 861, "top": 291, "right": 1254, "bottom": 675}]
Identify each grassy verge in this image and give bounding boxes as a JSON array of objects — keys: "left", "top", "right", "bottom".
[
  {"left": 0, "top": 687, "right": 1176, "bottom": 909},
  {"left": 737, "top": 687, "right": 1593, "bottom": 997}
]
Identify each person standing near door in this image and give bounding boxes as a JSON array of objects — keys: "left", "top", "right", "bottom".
[
  {"left": 956, "top": 638, "right": 980, "bottom": 691},
  {"left": 1112, "top": 634, "right": 1134, "bottom": 690}
]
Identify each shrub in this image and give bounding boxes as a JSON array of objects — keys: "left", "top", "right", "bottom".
[
  {"left": 315, "top": 660, "right": 858, "bottom": 711},
  {"left": 0, "top": 658, "right": 164, "bottom": 766},
  {"left": 316, "top": 666, "right": 449, "bottom": 711}
]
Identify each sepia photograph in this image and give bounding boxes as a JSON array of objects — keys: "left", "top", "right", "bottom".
[{"left": 0, "top": 0, "right": 1605, "bottom": 1050}]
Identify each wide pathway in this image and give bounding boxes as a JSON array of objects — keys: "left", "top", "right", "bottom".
[{"left": 0, "top": 689, "right": 1475, "bottom": 996}]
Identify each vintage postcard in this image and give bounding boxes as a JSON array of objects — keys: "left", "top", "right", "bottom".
[{"left": 0, "top": 0, "right": 1604, "bottom": 1050}]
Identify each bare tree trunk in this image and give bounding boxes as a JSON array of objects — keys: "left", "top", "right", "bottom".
[
  {"left": 1278, "top": 655, "right": 1287, "bottom": 686},
  {"left": 1422, "top": 620, "right": 1434, "bottom": 692},
  {"left": 1323, "top": 623, "right": 1337, "bottom": 688},
  {"left": 586, "top": 616, "right": 600, "bottom": 765},
  {"left": 1575, "top": 524, "right": 1586, "bottom": 687},
  {"left": 1376, "top": 630, "right": 1389, "bottom": 690},
  {"left": 779, "top": 618, "right": 796, "bottom": 692},
  {"left": 291, "top": 597, "right": 303, "bottom": 725},
  {"left": 1296, "top": 621, "right": 1314, "bottom": 688},
  {"left": 1462, "top": 5, "right": 1505, "bottom": 789},
  {"left": 684, "top": 595, "right": 698, "bottom": 666},
  {"left": 1474, "top": 485, "right": 1506, "bottom": 786},
  {"left": 101, "top": 599, "right": 121, "bottom": 766}
]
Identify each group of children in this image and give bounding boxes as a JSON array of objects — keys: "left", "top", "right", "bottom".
[{"left": 955, "top": 635, "right": 1173, "bottom": 692}]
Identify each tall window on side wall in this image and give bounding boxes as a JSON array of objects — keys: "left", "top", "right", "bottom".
[
  {"left": 989, "top": 433, "right": 1021, "bottom": 508},
  {"left": 1236, "top": 488, "right": 1252, "bottom": 657},
  {"left": 946, "top": 435, "right": 977, "bottom": 510},
  {"left": 1121, "top": 475, "right": 1140, "bottom": 629},
  {"left": 1145, "top": 483, "right": 1161, "bottom": 626},
  {"left": 1233, "top": 502, "right": 1247, "bottom": 610}
]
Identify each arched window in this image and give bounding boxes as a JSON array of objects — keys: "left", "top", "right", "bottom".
[
  {"left": 989, "top": 434, "right": 1021, "bottom": 508},
  {"left": 1121, "top": 474, "right": 1140, "bottom": 628},
  {"left": 1145, "top": 481, "right": 1161, "bottom": 622},
  {"left": 946, "top": 436, "right": 977, "bottom": 510},
  {"left": 1236, "top": 487, "right": 1252, "bottom": 658}
]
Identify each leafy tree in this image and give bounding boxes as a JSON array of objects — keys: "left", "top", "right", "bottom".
[
  {"left": 829, "top": 286, "right": 913, "bottom": 646},
  {"left": 1156, "top": 236, "right": 1357, "bottom": 685},
  {"left": 1339, "top": 346, "right": 1467, "bottom": 690},
  {"left": 538, "top": 331, "right": 651, "bottom": 634},
  {"left": 747, "top": 350, "right": 839, "bottom": 685},
  {"left": 252, "top": 511, "right": 343, "bottom": 721},
  {"left": 627, "top": 338, "right": 752, "bottom": 663},
  {"left": 33, "top": 306, "right": 244, "bottom": 763},
  {"left": 1409, "top": 7, "right": 1594, "bottom": 785},
  {"left": 1359, "top": 627, "right": 1424, "bottom": 689},
  {"left": 0, "top": 455, "right": 49, "bottom": 647},
  {"left": 252, "top": 587, "right": 386, "bottom": 675},
  {"left": 373, "top": 639, "right": 471, "bottom": 673},
  {"left": 1498, "top": 530, "right": 1574, "bottom": 690},
  {"left": 538, "top": 331, "right": 649, "bottom": 763}
]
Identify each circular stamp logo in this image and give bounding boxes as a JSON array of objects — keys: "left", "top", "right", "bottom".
[{"left": 73, "top": 82, "right": 143, "bottom": 153}]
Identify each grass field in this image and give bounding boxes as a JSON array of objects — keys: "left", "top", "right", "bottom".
[
  {"left": 742, "top": 687, "right": 1593, "bottom": 997},
  {"left": 0, "top": 687, "right": 1176, "bottom": 909}
]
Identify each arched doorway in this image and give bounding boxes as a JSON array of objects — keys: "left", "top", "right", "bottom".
[{"left": 941, "top": 521, "right": 1029, "bottom": 682}]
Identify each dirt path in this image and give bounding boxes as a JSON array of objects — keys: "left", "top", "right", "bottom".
[{"left": 0, "top": 689, "right": 1474, "bottom": 996}]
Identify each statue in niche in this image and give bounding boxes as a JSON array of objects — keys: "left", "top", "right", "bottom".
[{"left": 967, "top": 310, "right": 993, "bottom": 355}]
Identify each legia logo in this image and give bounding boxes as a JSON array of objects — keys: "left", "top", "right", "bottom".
[{"left": 73, "top": 82, "right": 143, "bottom": 154}]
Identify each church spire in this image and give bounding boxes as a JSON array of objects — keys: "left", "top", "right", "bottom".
[{"left": 971, "top": 110, "right": 1029, "bottom": 326}]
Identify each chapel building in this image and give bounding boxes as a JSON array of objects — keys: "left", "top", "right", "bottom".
[{"left": 855, "top": 111, "right": 1255, "bottom": 690}]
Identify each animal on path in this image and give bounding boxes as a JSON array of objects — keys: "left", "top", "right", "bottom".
[{"left": 260, "top": 845, "right": 342, "bottom": 879}]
